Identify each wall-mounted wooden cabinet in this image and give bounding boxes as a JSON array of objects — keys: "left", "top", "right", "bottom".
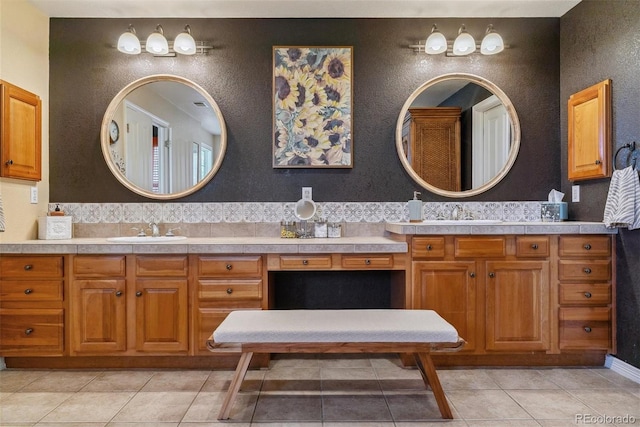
[
  {"left": 568, "top": 79, "right": 611, "bottom": 181},
  {"left": 0, "top": 80, "right": 42, "bottom": 181}
]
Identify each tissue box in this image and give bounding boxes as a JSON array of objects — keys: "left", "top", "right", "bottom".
[
  {"left": 38, "top": 216, "right": 72, "bottom": 240},
  {"left": 541, "top": 202, "right": 568, "bottom": 222}
]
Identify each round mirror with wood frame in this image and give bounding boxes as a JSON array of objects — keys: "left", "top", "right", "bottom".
[
  {"left": 100, "top": 74, "right": 227, "bottom": 200},
  {"left": 396, "top": 73, "right": 521, "bottom": 198}
]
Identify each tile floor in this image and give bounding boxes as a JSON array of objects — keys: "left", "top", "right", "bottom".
[{"left": 0, "top": 354, "right": 639, "bottom": 426}]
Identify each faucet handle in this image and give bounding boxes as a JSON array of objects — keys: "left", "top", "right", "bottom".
[
  {"left": 131, "top": 227, "right": 146, "bottom": 237},
  {"left": 463, "top": 209, "right": 474, "bottom": 220},
  {"left": 166, "top": 227, "right": 180, "bottom": 237}
]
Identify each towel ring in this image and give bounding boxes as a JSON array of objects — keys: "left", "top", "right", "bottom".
[{"left": 613, "top": 141, "right": 638, "bottom": 171}]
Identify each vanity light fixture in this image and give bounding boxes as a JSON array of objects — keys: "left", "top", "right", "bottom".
[
  {"left": 116, "top": 24, "right": 212, "bottom": 56},
  {"left": 409, "top": 24, "right": 507, "bottom": 56}
]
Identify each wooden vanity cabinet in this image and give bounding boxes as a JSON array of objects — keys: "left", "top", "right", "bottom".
[
  {"left": 0, "top": 255, "right": 65, "bottom": 356},
  {"left": 70, "top": 255, "right": 188, "bottom": 356}
]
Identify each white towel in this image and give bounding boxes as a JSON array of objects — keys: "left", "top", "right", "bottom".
[
  {"left": 0, "top": 193, "right": 5, "bottom": 232},
  {"left": 603, "top": 166, "right": 640, "bottom": 230}
]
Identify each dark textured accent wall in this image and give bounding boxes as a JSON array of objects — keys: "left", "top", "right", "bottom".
[
  {"left": 49, "top": 18, "right": 560, "bottom": 203},
  {"left": 560, "top": 0, "right": 640, "bottom": 368}
]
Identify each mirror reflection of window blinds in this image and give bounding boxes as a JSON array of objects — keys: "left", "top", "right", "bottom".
[{"left": 152, "top": 125, "right": 160, "bottom": 193}]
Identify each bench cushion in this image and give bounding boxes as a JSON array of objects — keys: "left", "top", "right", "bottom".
[{"left": 213, "top": 309, "right": 459, "bottom": 344}]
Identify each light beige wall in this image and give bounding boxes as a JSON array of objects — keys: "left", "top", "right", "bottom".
[{"left": 0, "top": 0, "right": 49, "bottom": 242}]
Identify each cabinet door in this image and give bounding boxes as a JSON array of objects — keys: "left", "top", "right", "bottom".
[
  {"left": 135, "top": 279, "right": 188, "bottom": 353},
  {"left": 485, "top": 261, "right": 550, "bottom": 351},
  {"left": 70, "top": 279, "right": 126, "bottom": 354},
  {"left": 413, "top": 261, "right": 476, "bottom": 351},
  {"left": 0, "top": 80, "right": 42, "bottom": 181}
]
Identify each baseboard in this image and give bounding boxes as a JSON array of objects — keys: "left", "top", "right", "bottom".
[{"left": 605, "top": 355, "right": 640, "bottom": 384}]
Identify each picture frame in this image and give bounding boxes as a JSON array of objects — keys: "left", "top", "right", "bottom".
[{"left": 273, "top": 46, "right": 353, "bottom": 168}]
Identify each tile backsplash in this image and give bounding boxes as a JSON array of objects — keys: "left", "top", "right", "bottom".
[{"left": 51, "top": 201, "right": 543, "bottom": 224}]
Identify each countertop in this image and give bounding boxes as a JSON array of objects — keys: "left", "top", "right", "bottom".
[{"left": 385, "top": 221, "right": 617, "bottom": 235}]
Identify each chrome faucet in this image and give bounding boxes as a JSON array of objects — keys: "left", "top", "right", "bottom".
[
  {"left": 149, "top": 222, "right": 160, "bottom": 237},
  {"left": 450, "top": 204, "right": 463, "bottom": 221}
]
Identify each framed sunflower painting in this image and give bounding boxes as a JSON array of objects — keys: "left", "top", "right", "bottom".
[{"left": 273, "top": 46, "right": 353, "bottom": 168}]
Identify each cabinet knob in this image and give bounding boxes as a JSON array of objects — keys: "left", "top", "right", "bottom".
[
  {"left": 226, "top": 264, "right": 232, "bottom": 270},
  {"left": 135, "top": 291, "right": 143, "bottom": 297},
  {"left": 584, "top": 291, "right": 592, "bottom": 298},
  {"left": 25, "top": 328, "right": 33, "bottom": 335},
  {"left": 595, "top": 159, "right": 601, "bottom": 165},
  {"left": 302, "top": 259, "right": 309, "bottom": 265},
  {"left": 584, "top": 244, "right": 592, "bottom": 250},
  {"left": 365, "top": 259, "right": 371, "bottom": 265},
  {"left": 23, "top": 264, "right": 33, "bottom": 271},
  {"left": 115, "top": 291, "right": 123, "bottom": 297},
  {"left": 469, "top": 272, "right": 476, "bottom": 278},
  {"left": 488, "top": 272, "right": 495, "bottom": 278},
  {"left": 584, "top": 326, "right": 592, "bottom": 333},
  {"left": 226, "top": 288, "right": 233, "bottom": 294},
  {"left": 426, "top": 244, "right": 433, "bottom": 251},
  {"left": 5, "top": 159, "right": 13, "bottom": 166},
  {"left": 583, "top": 267, "right": 592, "bottom": 274},
  {"left": 24, "top": 288, "right": 33, "bottom": 295},
  {"left": 531, "top": 244, "right": 539, "bottom": 250}
]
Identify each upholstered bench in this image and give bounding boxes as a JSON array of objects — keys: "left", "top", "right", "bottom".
[{"left": 207, "top": 309, "right": 464, "bottom": 420}]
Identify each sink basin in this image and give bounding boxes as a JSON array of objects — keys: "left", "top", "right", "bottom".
[
  {"left": 418, "top": 220, "right": 502, "bottom": 225},
  {"left": 107, "top": 236, "right": 187, "bottom": 243}
]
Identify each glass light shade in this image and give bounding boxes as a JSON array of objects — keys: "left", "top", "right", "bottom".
[
  {"left": 453, "top": 31, "right": 476, "bottom": 55},
  {"left": 481, "top": 31, "right": 504, "bottom": 55},
  {"left": 174, "top": 31, "right": 196, "bottom": 55},
  {"left": 146, "top": 30, "right": 169, "bottom": 55},
  {"left": 425, "top": 31, "right": 447, "bottom": 54},
  {"left": 117, "top": 30, "right": 141, "bottom": 54}
]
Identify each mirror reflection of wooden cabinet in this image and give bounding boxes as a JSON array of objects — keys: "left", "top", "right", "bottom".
[
  {"left": 405, "top": 107, "right": 461, "bottom": 192},
  {"left": 0, "top": 80, "right": 42, "bottom": 181},
  {"left": 568, "top": 79, "right": 611, "bottom": 181}
]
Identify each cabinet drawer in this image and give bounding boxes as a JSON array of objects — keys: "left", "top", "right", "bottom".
[
  {"left": 516, "top": 236, "right": 550, "bottom": 258},
  {"left": 198, "top": 256, "right": 262, "bottom": 277},
  {"left": 342, "top": 255, "right": 394, "bottom": 269},
  {"left": 559, "top": 307, "right": 611, "bottom": 350},
  {"left": 558, "top": 260, "right": 611, "bottom": 281},
  {"left": 559, "top": 236, "right": 611, "bottom": 257},
  {"left": 454, "top": 237, "right": 505, "bottom": 258},
  {"left": 412, "top": 237, "right": 445, "bottom": 258},
  {"left": 199, "top": 279, "right": 263, "bottom": 301},
  {"left": 0, "top": 256, "right": 63, "bottom": 278},
  {"left": 0, "top": 280, "right": 63, "bottom": 302},
  {"left": 559, "top": 283, "right": 611, "bottom": 305},
  {"left": 74, "top": 255, "right": 125, "bottom": 277},
  {"left": 0, "top": 309, "right": 64, "bottom": 354},
  {"left": 136, "top": 256, "right": 188, "bottom": 277},
  {"left": 279, "top": 255, "right": 333, "bottom": 269}
]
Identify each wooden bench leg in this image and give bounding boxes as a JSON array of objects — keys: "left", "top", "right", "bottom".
[
  {"left": 414, "top": 352, "right": 453, "bottom": 419},
  {"left": 217, "top": 351, "right": 254, "bottom": 420}
]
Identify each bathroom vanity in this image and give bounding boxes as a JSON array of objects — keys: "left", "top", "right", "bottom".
[{"left": 0, "top": 223, "right": 616, "bottom": 369}]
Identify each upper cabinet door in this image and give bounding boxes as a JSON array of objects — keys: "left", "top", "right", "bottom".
[
  {"left": 568, "top": 79, "right": 611, "bottom": 181},
  {"left": 0, "top": 80, "right": 42, "bottom": 181}
]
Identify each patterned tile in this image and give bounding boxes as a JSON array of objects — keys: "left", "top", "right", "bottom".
[
  {"left": 483, "top": 202, "right": 505, "bottom": 221},
  {"left": 323, "top": 202, "right": 344, "bottom": 222},
  {"left": 464, "top": 202, "right": 485, "bottom": 220},
  {"left": 263, "top": 203, "right": 284, "bottom": 223},
  {"left": 223, "top": 203, "right": 243, "bottom": 223},
  {"left": 383, "top": 202, "right": 405, "bottom": 222},
  {"left": 283, "top": 202, "right": 297, "bottom": 222},
  {"left": 142, "top": 203, "right": 163, "bottom": 223},
  {"left": 202, "top": 203, "right": 222, "bottom": 223},
  {"left": 81, "top": 203, "right": 102, "bottom": 223},
  {"left": 524, "top": 202, "right": 542, "bottom": 222},
  {"left": 182, "top": 203, "right": 203, "bottom": 223},
  {"left": 343, "top": 202, "right": 364, "bottom": 222},
  {"left": 101, "top": 203, "right": 123, "bottom": 223},
  {"left": 503, "top": 202, "right": 524, "bottom": 222},
  {"left": 363, "top": 202, "right": 384, "bottom": 223},
  {"left": 162, "top": 204, "right": 183, "bottom": 223},
  {"left": 243, "top": 202, "right": 264, "bottom": 222},
  {"left": 123, "top": 203, "right": 143, "bottom": 223},
  {"left": 60, "top": 203, "right": 83, "bottom": 223}
]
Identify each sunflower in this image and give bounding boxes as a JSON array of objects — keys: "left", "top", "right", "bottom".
[
  {"left": 323, "top": 81, "right": 350, "bottom": 110},
  {"left": 321, "top": 50, "right": 351, "bottom": 86},
  {"left": 291, "top": 67, "right": 315, "bottom": 110},
  {"left": 274, "top": 66, "right": 299, "bottom": 111},
  {"left": 276, "top": 47, "right": 310, "bottom": 68}
]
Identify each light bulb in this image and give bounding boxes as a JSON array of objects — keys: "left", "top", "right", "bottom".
[
  {"left": 117, "top": 25, "right": 141, "bottom": 54},
  {"left": 146, "top": 25, "right": 169, "bottom": 55},
  {"left": 481, "top": 26, "right": 504, "bottom": 55},
  {"left": 174, "top": 25, "right": 196, "bottom": 55},
  {"left": 452, "top": 25, "right": 476, "bottom": 56},
  {"left": 424, "top": 25, "right": 447, "bottom": 55}
]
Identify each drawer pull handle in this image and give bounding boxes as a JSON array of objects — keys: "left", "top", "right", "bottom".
[
  {"left": 531, "top": 244, "right": 539, "bottom": 250},
  {"left": 584, "top": 326, "right": 592, "bottom": 333},
  {"left": 365, "top": 259, "right": 371, "bottom": 265},
  {"left": 226, "top": 264, "right": 232, "bottom": 270},
  {"left": 226, "top": 288, "right": 233, "bottom": 294},
  {"left": 115, "top": 291, "right": 123, "bottom": 297},
  {"left": 302, "top": 260, "right": 309, "bottom": 265},
  {"left": 25, "top": 328, "right": 33, "bottom": 335},
  {"left": 24, "top": 288, "right": 33, "bottom": 295},
  {"left": 135, "top": 291, "right": 143, "bottom": 297},
  {"left": 24, "top": 264, "right": 33, "bottom": 271},
  {"left": 470, "top": 272, "right": 476, "bottom": 278},
  {"left": 488, "top": 272, "right": 495, "bottom": 278},
  {"left": 584, "top": 292, "right": 592, "bottom": 298},
  {"left": 583, "top": 268, "right": 592, "bottom": 274},
  {"left": 584, "top": 244, "right": 592, "bottom": 250},
  {"left": 426, "top": 244, "right": 433, "bottom": 251},
  {"left": 5, "top": 159, "right": 14, "bottom": 166}
]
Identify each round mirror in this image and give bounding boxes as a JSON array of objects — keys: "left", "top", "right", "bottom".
[
  {"left": 396, "top": 73, "right": 520, "bottom": 198},
  {"left": 101, "top": 74, "right": 227, "bottom": 199}
]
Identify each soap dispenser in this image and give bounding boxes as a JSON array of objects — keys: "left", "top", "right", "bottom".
[{"left": 408, "top": 191, "right": 423, "bottom": 223}]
